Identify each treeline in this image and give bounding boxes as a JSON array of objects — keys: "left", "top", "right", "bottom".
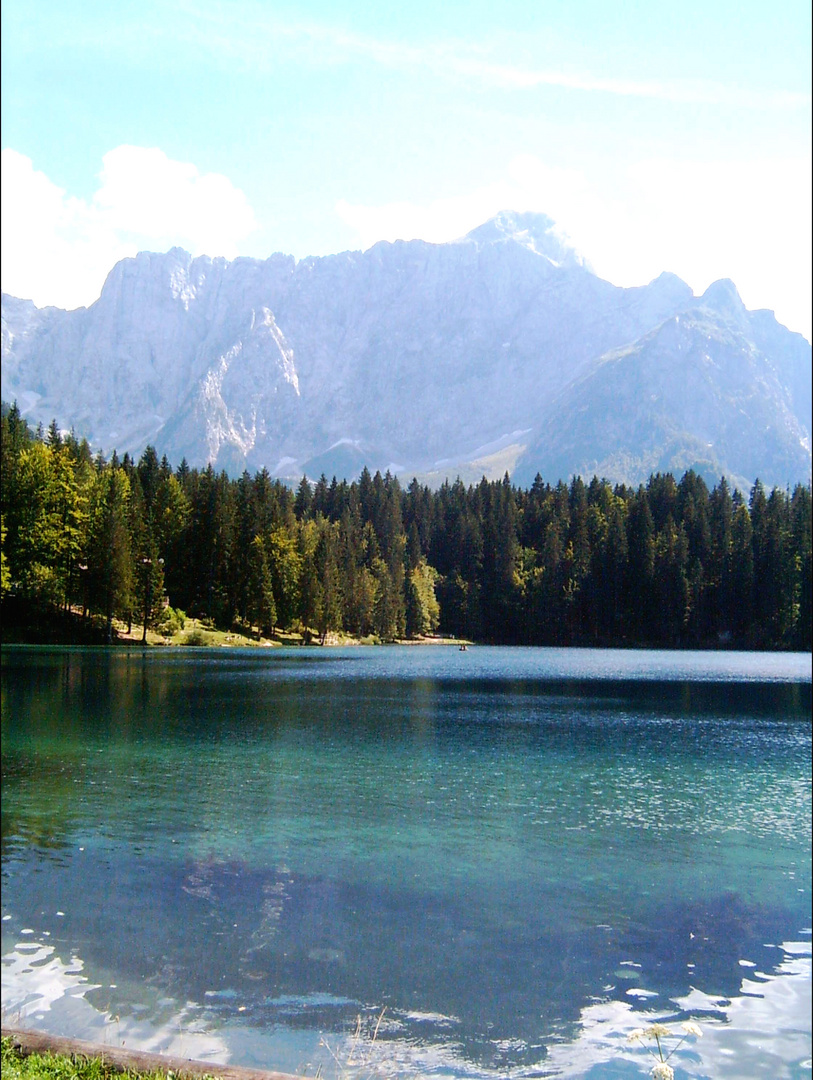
[{"left": 1, "top": 402, "right": 810, "bottom": 649}]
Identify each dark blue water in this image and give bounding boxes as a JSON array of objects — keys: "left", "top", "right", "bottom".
[{"left": 2, "top": 646, "right": 810, "bottom": 1078}]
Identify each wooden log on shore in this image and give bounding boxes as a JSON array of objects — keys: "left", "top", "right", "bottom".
[{"left": 1, "top": 1027, "right": 305, "bottom": 1080}]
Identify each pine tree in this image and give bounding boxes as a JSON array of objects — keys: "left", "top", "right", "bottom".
[
  {"left": 46, "top": 418, "right": 63, "bottom": 450},
  {"left": 87, "top": 465, "right": 134, "bottom": 642},
  {"left": 294, "top": 476, "right": 313, "bottom": 520},
  {"left": 653, "top": 515, "right": 690, "bottom": 644},
  {"left": 730, "top": 501, "right": 754, "bottom": 643},
  {"left": 314, "top": 521, "right": 342, "bottom": 643},
  {"left": 298, "top": 519, "right": 322, "bottom": 636},
  {"left": 246, "top": 535, "right": 277, "bottom": 635},
  {"left": 625, "top": 486, "right": 656, "bottom": 641},
  {"left": 708, "top": 477, "right": 734, "bottom": 638}
]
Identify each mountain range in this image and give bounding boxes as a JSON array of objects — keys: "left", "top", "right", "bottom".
[{"left": 2, "top": 210, "right": 810, "bottom": 491}]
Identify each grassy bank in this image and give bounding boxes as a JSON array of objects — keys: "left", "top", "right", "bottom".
[
  {"left": 0, "top": 1034, "right": 302, "bottom": 1080},
  {"left": 1, "top": 597, "right": 470, "bottom": 649},
  {"left": 1, "top": 1036, "right": 206, "bottom": 1080},
  {"left": 112, "top": 615, "right": 284, "bottom": 648}
]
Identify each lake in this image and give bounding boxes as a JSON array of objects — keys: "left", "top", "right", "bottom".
[{"left": 1, "top": 645, "right": 810, "bottom": 1079}]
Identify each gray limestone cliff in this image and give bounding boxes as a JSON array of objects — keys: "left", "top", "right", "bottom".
[{"left": 2, "top": 212, "right": 810, "bottom": 489}]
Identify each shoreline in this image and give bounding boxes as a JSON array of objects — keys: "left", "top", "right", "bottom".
[
  {"left": 0, "top": 599, "right": 471, "bottom": 650},
  {"left": 2, "top": 1028, "right": 304, "bottom": 1080},
  {"left": 0, "top": 630, "right": 474, "bottom": 649}
]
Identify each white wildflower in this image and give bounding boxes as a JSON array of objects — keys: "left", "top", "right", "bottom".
[
  {"left": 682, "top": 1020, "right": 703, "bottom": 1037},
  {"left": 627, "top": 1028, "right": 647, "bottom": 1042},
  {"left": 645, "top": 1023, "right": 672, "bottom": 1038},
  {"left": 651, "top": 1064, "right": 674, "bottom": 1080}
]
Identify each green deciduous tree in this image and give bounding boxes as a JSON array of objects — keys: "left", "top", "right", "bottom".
[{"left": 405, "top": 557, "right": 440, "bottom": 637}]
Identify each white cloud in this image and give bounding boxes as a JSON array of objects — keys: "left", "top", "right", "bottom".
[
  {"left": 336, "top": 153, "right": 812, "bottom": 339},
  {"left": 1, "top": 146, "right": 257, "bottom": 309},
  {"left": 92, "top": 146, "right": 256, "bottom": 255}
]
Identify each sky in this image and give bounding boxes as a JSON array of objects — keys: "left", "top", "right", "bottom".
[{"left": 1, "top": 0, "right": 811, "bottom": 339}]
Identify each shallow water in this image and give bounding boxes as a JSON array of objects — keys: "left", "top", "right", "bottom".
[{"left": 2, "top": 646, "right": 810, "bottom": 1078}]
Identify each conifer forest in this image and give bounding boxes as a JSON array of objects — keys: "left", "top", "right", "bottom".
[{"left": 1, "top": 403, "right": 810, "bottom": 650}]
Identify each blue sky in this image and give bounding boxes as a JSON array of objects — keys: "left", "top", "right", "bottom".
[{"left": 2, "top": 0, "right": 810, "bottom": 337}]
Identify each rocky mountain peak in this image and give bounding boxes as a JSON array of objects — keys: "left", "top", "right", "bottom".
[
  {"left": 698, "top": 278, "right": 748, "bottom": 323},
  {"left": 463, "top": 210, "right": 584, "bottom": 268},
  {"left": 648, "top": 271, "right": 693, "bottom": 297}
]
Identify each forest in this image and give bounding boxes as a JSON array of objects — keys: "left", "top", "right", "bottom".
[{"left": 1, "top": 402, "right": 810, "bottom": 650}]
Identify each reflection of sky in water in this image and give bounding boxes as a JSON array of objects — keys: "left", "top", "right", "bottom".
[
  {"left": 2, "top": 646, "right": 811, "bottom": 1077},
  {"left": 2, "top": 934, "right": 810, "bottom": 1078},
  {"left": 0, "top": 935, "right": 324, "bottom": 1077}
]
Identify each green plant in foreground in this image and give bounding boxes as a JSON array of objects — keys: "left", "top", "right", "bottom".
[
  {"left": 0, "top": 1039, "right": 218, "bottom": 1080},
  {"left": 627, "top": 1020, "right": 703, "bottom": 1078}
]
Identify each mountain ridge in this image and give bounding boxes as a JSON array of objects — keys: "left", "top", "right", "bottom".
[{"left": 2, "top": 212, "right": 810, "bottom": 490}]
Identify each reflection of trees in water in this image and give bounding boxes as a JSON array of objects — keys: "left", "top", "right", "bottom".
[
  {"left": 3, "top": 650, "right": 214, "bottom": 745},
  {"left": 1, "top": 751, "right": 81, "bottom": 857}
]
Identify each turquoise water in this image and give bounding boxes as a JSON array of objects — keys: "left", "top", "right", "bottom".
[{"left": 1, "top": 646, "right": 810, "bottom": 1078}]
